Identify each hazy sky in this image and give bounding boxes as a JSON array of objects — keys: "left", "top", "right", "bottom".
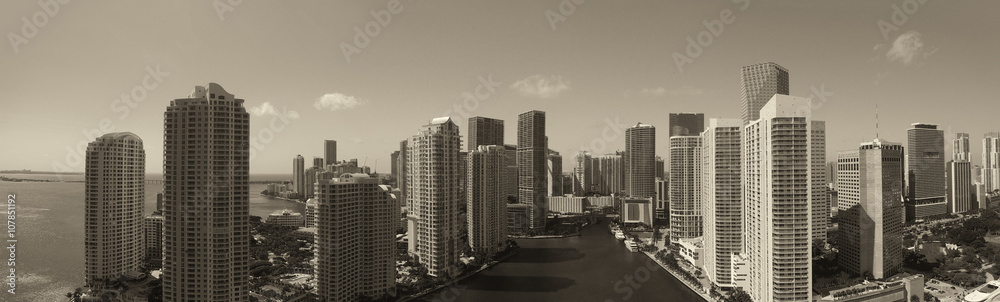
[{"left": 2, "top": 1, "right": 998, "bottom": 174}]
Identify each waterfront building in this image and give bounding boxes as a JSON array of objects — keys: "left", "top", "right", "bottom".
[
  {"left": 267, "top": 209, "right": 304, "bottom": 227},
  {"left": 626, "top": 123, "right": 656, "bottom": 198},
  {"left": 468, "top": 116, "right": 504, "bottom": 150},
  {"left": 84, "top": 132, "right": 145, "bottom": 285},
  {"left": 669, "top": 135, "right": 701, "bottom": 243},
  {"left": 701, "top": 118, "right": 742, "bottom": 288},
  {"left": 984, "top": 133, "right": 1000, "bottom": 193},
  {"left": 518, "top": 110, "right": 548, "bottom": 232},
  {"left": 548, "top": 151, "right": 563, "bottom": 196},
  {"left": 293, "top": 155, "right": 305, "bottom": 194},
  {"left": 406, "top": 117, "right": 462, "bottom": 277},
  {"left": 467, "top": 145, "right": 509, "bottom": 257},
  {"left": 162, "top": 83, "right": 250, "bottom": 300},
  {"left": 622, "top": 197, "right": 654, "bottom": 226},
  {"left": 669, "top": 113, "right": 705, "bottom": 137}
]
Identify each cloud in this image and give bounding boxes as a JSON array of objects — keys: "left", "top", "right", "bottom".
[
  {"left": 249, "top": 102, "right": 300, "bottom": 119},
  {"left": 510, "top": 74, "right": 570, "bottom": 98},
  {"left": 885, "top": 31, "right": 935, "bottom": 66},
  {"left": 313, "top": 93, "right": 367, "bottom": 111}
]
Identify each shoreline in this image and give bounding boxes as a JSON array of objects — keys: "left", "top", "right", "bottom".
[
  {"left": 398, "top": 248, "right": 520, "bottom": 302},
  {"left": 641, "top": 250, "right": 714, "bottom": 302}
]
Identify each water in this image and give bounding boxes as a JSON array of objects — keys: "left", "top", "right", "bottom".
[
  {"left": 0, "top": 173, "right": 300, "bottom": 301},
  {"left": 418, "top": 219, "right": 706, "bottom": 302}
]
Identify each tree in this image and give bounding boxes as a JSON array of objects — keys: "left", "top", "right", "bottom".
[{"left": 723, "top": 288, "right": 752, "bottom": 302}]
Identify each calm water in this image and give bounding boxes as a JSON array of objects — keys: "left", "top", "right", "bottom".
[
  {"left": 0, "top": 173, "right": 300, "bottom": 301},
  {"left": 418, "top": 219, "right": 705, "bottom": 302}
]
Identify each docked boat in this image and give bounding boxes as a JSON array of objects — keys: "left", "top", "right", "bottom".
[
  {"left": 625, "top": 240, "right": 639, "bottom": 252},
  {"left": 614, "top": 230, "right": 626, "bottom": 240},
  {"left": 965, "top": 280, "right": 1000, "bottom": 302}
]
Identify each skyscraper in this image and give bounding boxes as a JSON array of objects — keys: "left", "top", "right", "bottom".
[
  {"left": 163, "top": 83, "right": 249, "bottom": 301},
  {"left": 293, "top": 154, "right": 305, "bottom": 195},
  {"left": 503, "top": 144, "right": 519, "bottom": 201},
  {"left": 984, "top": 132, "right": 1000, "bottom": 193},
  {"left": 812, "top": 121, "right": 829, "bottom": 242},
  {"left": 700, "top": 118, "right": 742, "bottom": 289},
  {"left": 574, "top": 151, "right": 593, "bottom": 195},
  {"left": 954, "top": 133, "right": 971, "bottom": 162},
  {"left": 948, "top": 160, "right": 973, "bottom": 213},
  {"left": 143, "top": 214, "right": 164, "bottom": 270},
  {"left": 626, "top": 123, "right": 656, "bottom": 198},
  {"left": 668, "top": 113, "right": 705, "bottom": 137},
  {"left": 325, "top": 140, "right": 338, "bottom": 165},
  {"left": 596, "top": 152, "right": 626, "bottom": 196},
  {"left": 313, "top": 157, "right": 324, "bottom": 168},
  {"left": 407, "top": 117, "right": 462, "bottom": 277},
  {"left": 85, "top": 132, "right": 144, "bottom": 285},
  {"left": 315, "top": 174, "right": 396, "bottom": 301},
  {"left": 905, "top": 123, "right": 946, "bottom": 221},
  {"left": 669, "top": 135, "right": 701, "bottom": 243},
  {"left": 743, "top": 95, "right": 812, "bottom": 301},
  {"left": 655, "top": 179, "right": 668, "bottom": 220},
  {"left": 467, "top": 146, "right": 510, "bottom": 258},
  {"left": 468, "top": 116, "right": 504, "bottom": 151},
  {"left": 390, "top": 151, "right": 399, "bottom": 179},
  {"left": 397, "top": 140, "right": 408, "bottom": 204},
  {"left": 740, "top": 62, "right": 790, "bottom": 125},
  {"left": 836, "top": 139, "right": 904, "bottom": 279},
  {"left": 548, "top": 151, "right": 563, "bottom": 196},
  {"left": 656, "top": 156, "right": 665, "bottom": 180},
  {"left": 518, "top": 110, "right": 547, "bottom": 232}
]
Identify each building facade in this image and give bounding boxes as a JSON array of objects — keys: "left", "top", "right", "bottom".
[
  {"left": 740, "top": 62, "right": 790, "bottom": 125},
  {"left": 743, "top": 95, "right": 812, "bottom": 302},
  {"left": 947, "top": 160, "right": 973, "bottom": 214},
  {"left": 517, "top": 110, "right": 548, "bottom": 232},
  {"left": 669, "top": 113, "right": 705, "bottom": 137},
  {"left": 626, "top": 123, "right": 656, "bottom": 198},
  {"left": 162, "top": 83, "right": 250, "bottom": 301},
  {"left": 293, "top": 154, "right": 305, "bottom": 195},
  {"left": 669, "top": 135, "right": 702, "bottom": 243},
  {"left": 325, "top": 140, "right": 338, "bottom": 165},
  {"left": 701, "top": 118, "right": 742, "bottom": 288},
  {"left": 315, "top": 174, "right": 396, "bottom": 301},
  {"left": 407, "top": 117, "right": 462, "bottom": 277},
  {"left": 812, "top": 121, "right": 829, "bottom": 242},
  {"left": 468, "top": 116, "right": 504, "bottom": 151},
  {"left": 905, "top": 123, "right": 946, "bottom": 221},
  {"left": 984, "top": 132, "right": 1000, "bottom": 193},
  {"left": 467, "top": 146, "right": 509, "bottom": 257},
  {"left": 143, "top": 214, "right": 164, "bottom": 270},
  {"left": 85, "top": 132, "right": 145, "bottom": 285}
]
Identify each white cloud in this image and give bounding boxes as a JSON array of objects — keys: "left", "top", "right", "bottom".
[
  {"left": 313, "top": 93, "right": 367, "bottom": 111},
  {"left": 249, "top": 102, "right": 299, "bottom": 119},
  {"left": 885, "top": 31, "right": 934, "bottom": 66},
  {"left": 510, "top": 74, "right": 570, "bottom": 98}
]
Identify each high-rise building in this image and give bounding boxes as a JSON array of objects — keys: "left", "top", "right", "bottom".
[
  {"left": 984, "top": 132, "right": 1000, "bottom": 193},
  {"left": 304, "top": 166, "right": 321, "bottom": 199},
  {"left": 740, "top": 62, "right": 790, "bottom": 125},
  {"left": 503, "top": 144, "right": 518, "bottom": 201},
  {"left": 954, "top": 133, "right": 971, "bottom": 162},
  {"left": 656, "top": 156, "right": 665, "bottom": 179},
  {"left": 315, "top": 174, "right": 396, "bottom": 301},
  {"left": 811, "top": 121, "right": 829, "bottom": 242},
  {"left": 407, "top": 117, "right": 462, "bottom": 277},
  {"left": 701, "top": 118, "right": 742, "bottom": 289},
  {"left": 669, "top": 113, "right": 705, "bottom": 137},
  {"left": 518, "top": 110, "right": 547, "bottom": 232},
  {"left": 948, "top": 160, "right": 973, "bottom": 214},
  {"left": 468, "top": 116, "right": 504, "bottom": 151},
  {"left": 548, "top": 151, "right": 563, "bottom": 196},
  {"left": 85, "top": 132, "right": 145, "bottom": 285},
  {"left": 390, "top": 151, "right": 399, "bottom": 179},
  {"left": 669, "top": 135, "right": 701, "bottom": 243},
  {"left": 305, "top": 197, "right": 317, "bottom": 227},
  {"left": 313, "top": 157, "right": 324, "bottom": 168},
  {"left": 467, "top": 146, "right": 510, "bottom": 257},
  {"left": 163, "top": 83, "right": 249, "bottom": 301},
  {"left": 596, "top": 152, "right": 626, "bottom": 195},
  {"left": 626, "top": 123, "right": 656, "bottom": 198},
  {"left": 294, "top": 155, "right": 306, "bottom": 195},
  {"left": 905, "top": 123, "right": 947, "bottom": 221},
  {"left": 574, "top": 151, "right": 593, "bottom": 195},
  {"left": 836, "top": 139, "right": 904, "bottom": 279},
  {"left": 743, "top": 95, "right": 812, "bottom": 301},
  {"left": 655, "top": 179, "right": 668, "bottom": 220},
  {"left": 325, "top": 140, "right": 338, "bottom": 165},
  {"left": 143, "top": 214, "right": 164, "bottom": 270},
  {"left": 397, "top": 140, "right": 408, "bottom": 204}
]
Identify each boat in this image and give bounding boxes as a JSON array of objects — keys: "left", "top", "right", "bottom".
[
  {"left": 614, "top": 230, "right": 626, "bottom": 240},
  {"left": 625, "top": 240, "right": 639, "bottom": 252},
  {"left": 965, "top": 280, "right": 1000, "bottom": 302}
]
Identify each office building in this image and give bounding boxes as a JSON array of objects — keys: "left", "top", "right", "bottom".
[
  {"left": 740, "top": 62, "right": 790, "bottom": 125},
  {"left": 626, "top": 123, "right": 656, "bottom": 198},
  {"left": 948, "top": 161, "right": 973, "bottom": 214},
  {"left": 304, "top": 166, "right": 321, "bottom": 199},
  {"left": 84, "top": 132, "right": 145, "bottom": 285},
  {"left": 548, "top": 151, "right": 563, "bottom": 196},
  {"left": 163, "top": 83, "right": 249, "bottom": 301},
  {"left": 574, "top": 151, "right": 593, "bottom": 195},
  {"left": 656, "top": 156, "right": 665, "bottom": 179},
  {"left": 503, "top": 144, "right": 519, "bottom": 201},
  {"left": 905, "top": 123, "right": 946, "bottom": 221},
  {"left": 315, "top": 174, "right": 396, "bottom": 301},
  {"left": 812, "top": 121, "right": 829, "bottom": 242},
  {"left": 669, "top": 135, "right": 701, "bottom": 243},
  {"left": 743, "top": 95, "right": 812, "bottom": 301},
  {"left": 701, "top": 118, "right": 742, "bottom": 288},
  {"left": 294, "top": 155, "right": 305, "bottom": 194},
  {"left": 396, "top": 140, "right": 408, "bottom": 204},
  {"left": 143, "top": 214, "right": 163, "bottom": 270},
  {"left": 596, "top": 152, "right": 626, "bottom": 196},
  {"left": 468, "top": 116, "right": 504, "bottom": 151},
  {"left": 313, "top": 157, "right": 324, "bottom": 168},
  {"left": 467, "top": 146, "right": 509, "bottom": 257},
  {"left": 954, "top": 133, "right": 971, "bottom": 162},
  {"left": 669, "top": 113, "right": 705, "bottom": 137},
  {"left": 406, "top": 117, "right": 462, "bottom": 277},
  {"left": 836, "top": 139, "right": 904, "bottom": 279},
  {"left": 518, "top": 110, "right": 547, "bottom": 232},
  {"left": 622, "top": 197, "right": 654, "bottom": 226},
  {"left": 325, "top": 140, "right": 338, "bottom": 165},
  {"left": 655, "top": 179, "right": 668, "bottom": 220},
  {"left": 985, "top": 133, "right": 1000, "bottom": 193}
]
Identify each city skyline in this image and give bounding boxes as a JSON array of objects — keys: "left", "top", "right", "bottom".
[{"left": 4, "top": 2, "right": 1000, "bottom": 174}]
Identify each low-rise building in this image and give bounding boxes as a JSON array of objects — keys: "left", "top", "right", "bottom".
[
  {"left": 677, "top": 237, "right": 703, "bottom": 268},
  {"left": 267, "top": 209, "right": 305, "bottom": 227}
]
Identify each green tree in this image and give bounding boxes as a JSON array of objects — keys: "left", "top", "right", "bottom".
[{"left": 723, "top": 288, "right": 752, "bottom": 302}]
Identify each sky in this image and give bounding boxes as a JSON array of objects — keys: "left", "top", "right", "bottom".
[{"left": 1, "top": 1, "right": 998, "bottom": 174}]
